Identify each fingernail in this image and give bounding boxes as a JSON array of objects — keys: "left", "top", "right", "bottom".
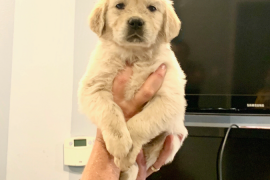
[
  {"left": 178, "top": 134, "right": 183, "bottom": 141},
  {"left": 161, "top": 64, "right": 166, "bottom": 70},
  {"left": 158, "top": 64, "right": 167, "bottom": 76}
]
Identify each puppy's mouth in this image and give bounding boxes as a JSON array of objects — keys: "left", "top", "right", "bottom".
[{"left": 126, "top": 33, "right": 144, "bottom": 43}]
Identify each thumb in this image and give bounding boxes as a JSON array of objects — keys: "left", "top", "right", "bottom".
[{"left": 136, "top": 150, "right": 147, "bottom": 180}]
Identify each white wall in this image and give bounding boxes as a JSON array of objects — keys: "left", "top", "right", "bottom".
[
  {"left": 0, "top": 0, "right": 15, "bottom": 179},
  {"left": 70, "top": 0, "right": 98, "bottom": 137},
  {"left": 6, "top": 0, "right": 75, "bottom": 179},
  {"left": 69, "top": 1, "right": 98, "bottom": 179}
]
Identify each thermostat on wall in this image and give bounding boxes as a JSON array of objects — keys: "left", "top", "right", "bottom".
[{"left": 64, "top": 136, "right": 95, "bottom": 166}]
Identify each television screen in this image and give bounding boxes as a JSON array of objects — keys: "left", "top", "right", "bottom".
[{"left": 172, "top": 0, "right": 270, "bottom": 115}]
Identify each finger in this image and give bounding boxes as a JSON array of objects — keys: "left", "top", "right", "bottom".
[
  {"left": 112, "top": 65, "right": 133, "bottom": 102},
  {"left": 178, "top": 134, "right": 184, "bottom": 142},
  {"left": 136, "top": 150, "right": 147, "bottom": 180},
  {"left": 147, "top": 135, "right": 174, "bottom": 177},
  {"left": 132, "top": 64, "right": 167, "bottom": 108}
]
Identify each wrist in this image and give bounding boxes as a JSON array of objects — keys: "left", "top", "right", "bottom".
[
  {"left": 81, "top": 132, "right": 120, "bottom": 180},
  {"left": 94, "top": 129, "right": 118, "bottom": 162}
]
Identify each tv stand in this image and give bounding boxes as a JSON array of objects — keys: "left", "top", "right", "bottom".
[{"left": 147, "top": 126, "right": 270, "bottom": 180}]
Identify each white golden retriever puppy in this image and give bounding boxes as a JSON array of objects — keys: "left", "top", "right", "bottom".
[{"left": 78, "top": 0, "right": 188, "bottom": 179}]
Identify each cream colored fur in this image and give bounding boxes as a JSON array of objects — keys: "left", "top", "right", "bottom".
[{"left": 78, "top": 0, "right": 188, "bottom": 179}]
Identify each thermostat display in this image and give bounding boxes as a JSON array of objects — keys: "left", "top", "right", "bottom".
[
  {"left": 74, "top": 139, "right": 86, "bottom": 147},
  {"left": 64, "top": 136, "right": 95, "bottom": 166}
]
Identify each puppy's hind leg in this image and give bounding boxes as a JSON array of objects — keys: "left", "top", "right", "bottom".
[
  {"left": 120, "top": 164, "right": 139, "bottom": 180},
  {"left": 144, "top": 132, "right": 187, "bottom": 171},
  {"left": 165, "top": 123, "right": 188, "bottom": 164},
  {"left": 143, "top": 132, "right": 167, "bottom": 170},
  {"left": 164, "top": 134, "right": 185, "bottom": 164}
]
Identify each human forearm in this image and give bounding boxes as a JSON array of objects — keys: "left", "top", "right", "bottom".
[{"left": 81, "top": 132, "right": 120, "bottom": 180}]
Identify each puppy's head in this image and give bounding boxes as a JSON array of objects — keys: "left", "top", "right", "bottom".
[{"left": 89, "top": 0, "right": 180, "bottom": 47}]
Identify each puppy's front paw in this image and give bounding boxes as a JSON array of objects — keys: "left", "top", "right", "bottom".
[
  {"left": 120, "top": 164, "right": 139, "bottom": 180},
  {"left": 114, "top": 156, "right": 134, "bottom": 171},
  {"left": 103, "top": 129, "right": 133, "bottom": 159},
  {"left": 114, "top": 145, "right": 139, "bottom": 171}
]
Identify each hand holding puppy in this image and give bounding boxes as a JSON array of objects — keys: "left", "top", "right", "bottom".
[
  {"left": 113, "top": 64, "right": 182, "bottom": 179},
  {"left": 92, "top": 64, "right": 177, "bottom": 180}
]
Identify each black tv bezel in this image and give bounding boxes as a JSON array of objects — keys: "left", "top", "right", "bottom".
[
  {"left": 185, "top": 95, "right": 270, "bottom": 116},
  {"left": 186, "top": 109, "right": 270, "bottom": 116}
]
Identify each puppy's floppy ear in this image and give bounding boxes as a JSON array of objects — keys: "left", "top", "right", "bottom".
[
  {"left": 89, "top": 0, "right": 107, "bottom": 36},
  {"left": 162, "top": 0, "right": 181, "bottom": 42}
]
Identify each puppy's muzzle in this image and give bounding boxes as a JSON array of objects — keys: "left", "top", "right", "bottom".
[
  {"left": 128, "top": 17, "right": 144, "bottom": 30},
  {"left": 127, "top": 17, "right": 145, "bottom": 42}
]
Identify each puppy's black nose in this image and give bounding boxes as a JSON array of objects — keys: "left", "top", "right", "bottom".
[{"left": 128, "top": 17, "right": 144, "bottom": 30}]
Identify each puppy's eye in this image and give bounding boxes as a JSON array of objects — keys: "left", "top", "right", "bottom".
[
  {"left": 148, "top": 5, "right": 157, "bottom": 12},
  {"left": 116, "top": 3, "right": 125, "bottom": 9}
]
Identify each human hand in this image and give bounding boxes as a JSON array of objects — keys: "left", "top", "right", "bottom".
[
  {"left": 112, "top": 63, "right": 167, "bottom": 121},
  {"left": 135, "top": 135, "right": 183, "bottom": 180},
  {"left": 112, "top": 63, "right": 182, "bottom": 179},
  {"left": 96, "top": 63, "right": 177, "bottom": 179},
  {"left": 95, "top": 63, "right": 167, "bottom": 144}
]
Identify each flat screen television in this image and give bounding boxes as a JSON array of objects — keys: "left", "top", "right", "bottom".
[{"left": 171, "top": 0, "right": 270, "bottom": 115}]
